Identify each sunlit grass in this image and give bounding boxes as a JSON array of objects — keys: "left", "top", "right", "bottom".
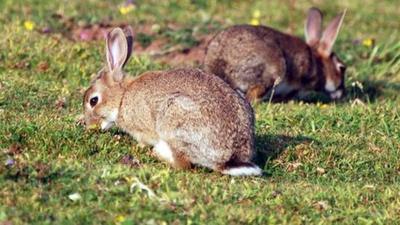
[{"left": 0, "top": 0, "right": 399, "bottom": 224}]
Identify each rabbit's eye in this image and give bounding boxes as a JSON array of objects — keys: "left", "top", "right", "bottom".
[{"left": 90, "top": 96, "right": 98, "bottom": 107}]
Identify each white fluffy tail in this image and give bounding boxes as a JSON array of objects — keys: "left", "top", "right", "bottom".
[{"left": 222, "top": 162, "right": 262, "bottom": 176}]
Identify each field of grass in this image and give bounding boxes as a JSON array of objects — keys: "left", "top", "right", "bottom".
[{"left": 0, "top": 0, "right": 399, "bottom": 224}]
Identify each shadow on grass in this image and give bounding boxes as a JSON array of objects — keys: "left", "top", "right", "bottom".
[
  {"left": 276, "top": 79, "right": 400, "bottom": 104},
  {"left": 254, "top": 134, "right": 317, "bottom": 171},
  {"left": 344, "top": 79, "right": 400, "bottom": 102}
]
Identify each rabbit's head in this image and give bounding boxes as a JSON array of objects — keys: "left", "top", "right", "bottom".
[
  {"left": 305, "top": 7, "right": 346, "bottom": 99},
  {"left": 83, "top": 27, "right": 134, "bottom": 130}
]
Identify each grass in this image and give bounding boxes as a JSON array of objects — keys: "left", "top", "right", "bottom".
[{"left": 0, "top": 0, "right": 399, "bottom": 224}]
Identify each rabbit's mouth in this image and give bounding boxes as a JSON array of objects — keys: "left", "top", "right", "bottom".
[
  {"left": 324, "top": 79, "right": 345, "bottom": 100},
  {"left": 84, "top": 108, "right": 119, "bottom": 131},
  {"left": 84, "top": 117, "right": 113, "bottom": 131},
  {"left": 329, "top": 89, "right": 343, "bottom": 100},
  {"left": 84, "top": 115, "right": 101, "bottom": 130}
]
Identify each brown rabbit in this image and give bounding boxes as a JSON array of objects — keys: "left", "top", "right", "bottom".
[
  {"left": 204, "top": 7, "right": 347, "bottom": 102},
  {"left": 83, "top": 27, "right": 262, "bottom": 176}
]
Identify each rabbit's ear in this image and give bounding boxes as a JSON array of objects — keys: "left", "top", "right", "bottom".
[
  {"left": 122, "top": 26, "right": 134, "bottom": 67},
  {"left": 305, "top": 7, "right": 323, "bottom": 47},
  {"left": 318, "top": 10, "right": 346, "bottom": 57},
  {"left": 106, "top": 27, "right": 132, "bottom": 72}
]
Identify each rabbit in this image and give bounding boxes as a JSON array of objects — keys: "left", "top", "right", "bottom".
[
  {"left": 204, "top": 7, "right": 347, "bottom": 103},
  {"left": 82, "top": 26, "right": 262, "bottom": 176}
]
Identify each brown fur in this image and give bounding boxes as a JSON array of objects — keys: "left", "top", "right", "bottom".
[
  {"left": 246, "top": 84, "right": 267, "bottom": 103},
  {"left": 204, "top": 8, "right": 346, "bottom": 102},
  {"left": 83, "top": 27, "right": 261, "bottom": 176}
]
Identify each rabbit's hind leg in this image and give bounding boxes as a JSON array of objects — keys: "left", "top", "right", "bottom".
[{"left": 153, "top": 139, "right": 191, "bottom": 169}]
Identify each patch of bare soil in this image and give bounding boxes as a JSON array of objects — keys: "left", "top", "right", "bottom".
[{"left": 47, "top": 13, "right": 213, "bottom": 66}]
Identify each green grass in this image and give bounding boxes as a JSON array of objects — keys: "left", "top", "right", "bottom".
[{"left": 1, "top": 0, "right": 400, "bottom": 224}]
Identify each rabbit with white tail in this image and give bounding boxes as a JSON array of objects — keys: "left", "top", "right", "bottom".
[
  {"left": 83, "top": 27, "right": 262, "bottom": 176},
  {"left": 204, "top": 7, "right": 347, "bottom": 102}
]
